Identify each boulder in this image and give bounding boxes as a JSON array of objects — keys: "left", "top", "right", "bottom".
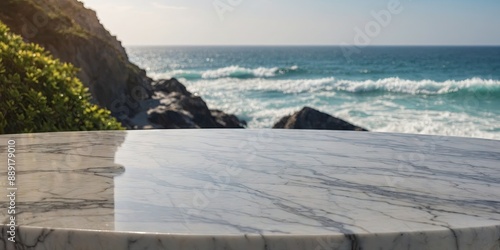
[
  {"left": 273, "top": 107, "right": 367, "bottom": 131},
  {"left": 153, "top": 78, "right": 191, "bottom": 96},
  {"left": 133, "top": 78, "right": 246, "bottom": 129},
  {"left": 211, "top": 110, "right": 247, "bottom": 128},
  {"left": 148, "top": 106, "right": 198, "bottom": 129}
]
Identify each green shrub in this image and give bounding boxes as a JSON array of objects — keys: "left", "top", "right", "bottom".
[{"left": 0, "top": 21, "right": 123, "bottom": 134}]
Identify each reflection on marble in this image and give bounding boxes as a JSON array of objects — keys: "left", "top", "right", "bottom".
[{"left": 1, "top": 130, "right": 499, "bottom": 250}]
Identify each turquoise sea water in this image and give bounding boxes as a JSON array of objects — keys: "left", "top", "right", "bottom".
[{"left": 126, "top": 46, "right": 500, "bottom": 140}]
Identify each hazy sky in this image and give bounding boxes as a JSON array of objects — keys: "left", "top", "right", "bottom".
[{"left": 79, "top": 0, "right": 500, "bottom": 46}]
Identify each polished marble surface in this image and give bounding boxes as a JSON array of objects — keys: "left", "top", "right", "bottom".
[{"left": 0, "top": 130, "right": 499, "bottom": 249}]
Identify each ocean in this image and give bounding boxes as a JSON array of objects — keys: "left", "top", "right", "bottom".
[{"left": 126, "top": 46, "right": 500, "bottom": 140}]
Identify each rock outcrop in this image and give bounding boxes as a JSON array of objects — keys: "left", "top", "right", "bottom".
[
  {"left": 127, "top": 79, "right": 246, "bottom": 129},
  {"left": 273, "top": 107, "right": 367, "bottom": 131}
]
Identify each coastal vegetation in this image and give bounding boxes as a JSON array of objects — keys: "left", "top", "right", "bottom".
[{"left": 0, "top": 21, "right": 123, "bottom": 134}]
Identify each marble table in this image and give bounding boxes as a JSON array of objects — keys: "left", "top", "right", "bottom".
[{"left": 0, "top": 130, "right": 499, "bottom": 250}]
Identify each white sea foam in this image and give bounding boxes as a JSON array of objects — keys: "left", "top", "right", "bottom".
[
  {"left": 335, "top": 103, "right": 500, "bottom": 140},
  {"left": 149, "top": 70, "right": 192, "bottom": 80},
  {"left": 333, "top": 77, "right": 500, "bottom": 95},
  {"left": 201, "top": 66, "right": 278, "bottom": 78},
  {"left": 149, "top": 65, "right": 300, "bottom": 80},
  {"left": 183, "top": 77, "right": 500, "bottom": 96},
  {"left": 182, "top": 77, "right": 500, "bottom": 140}
]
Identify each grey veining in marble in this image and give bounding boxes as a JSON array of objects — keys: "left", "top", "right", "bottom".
[{"left": 0, "top": 130, "right": 499, "bottom": 250}]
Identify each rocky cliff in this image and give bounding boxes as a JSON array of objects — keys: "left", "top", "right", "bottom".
[
  {"left": 0, "top": 0, "right": 244, "bottom": 129},
  {"left": 0, "top": 0, "right": 151, "bottom": 117}
]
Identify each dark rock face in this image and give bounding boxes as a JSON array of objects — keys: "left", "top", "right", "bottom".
[
  {"left": 148, "top": 108, "right": 198, "bottom": 129},
  {"left": 211, "top": 110, "right": 248, "bottom": 128},
  {"left": 131, "top": 79, "right": 246, "bottom": 129},
  {"left": 273, "top": 107, "right": 367, "bottom": 131},
  {"left": 153, "top": 78, "right": 191, "bottom": 96}
]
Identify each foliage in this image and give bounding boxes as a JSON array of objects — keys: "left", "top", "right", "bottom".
[{"left": 0, "top": 22, "right": 123, "bottom": 134}]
